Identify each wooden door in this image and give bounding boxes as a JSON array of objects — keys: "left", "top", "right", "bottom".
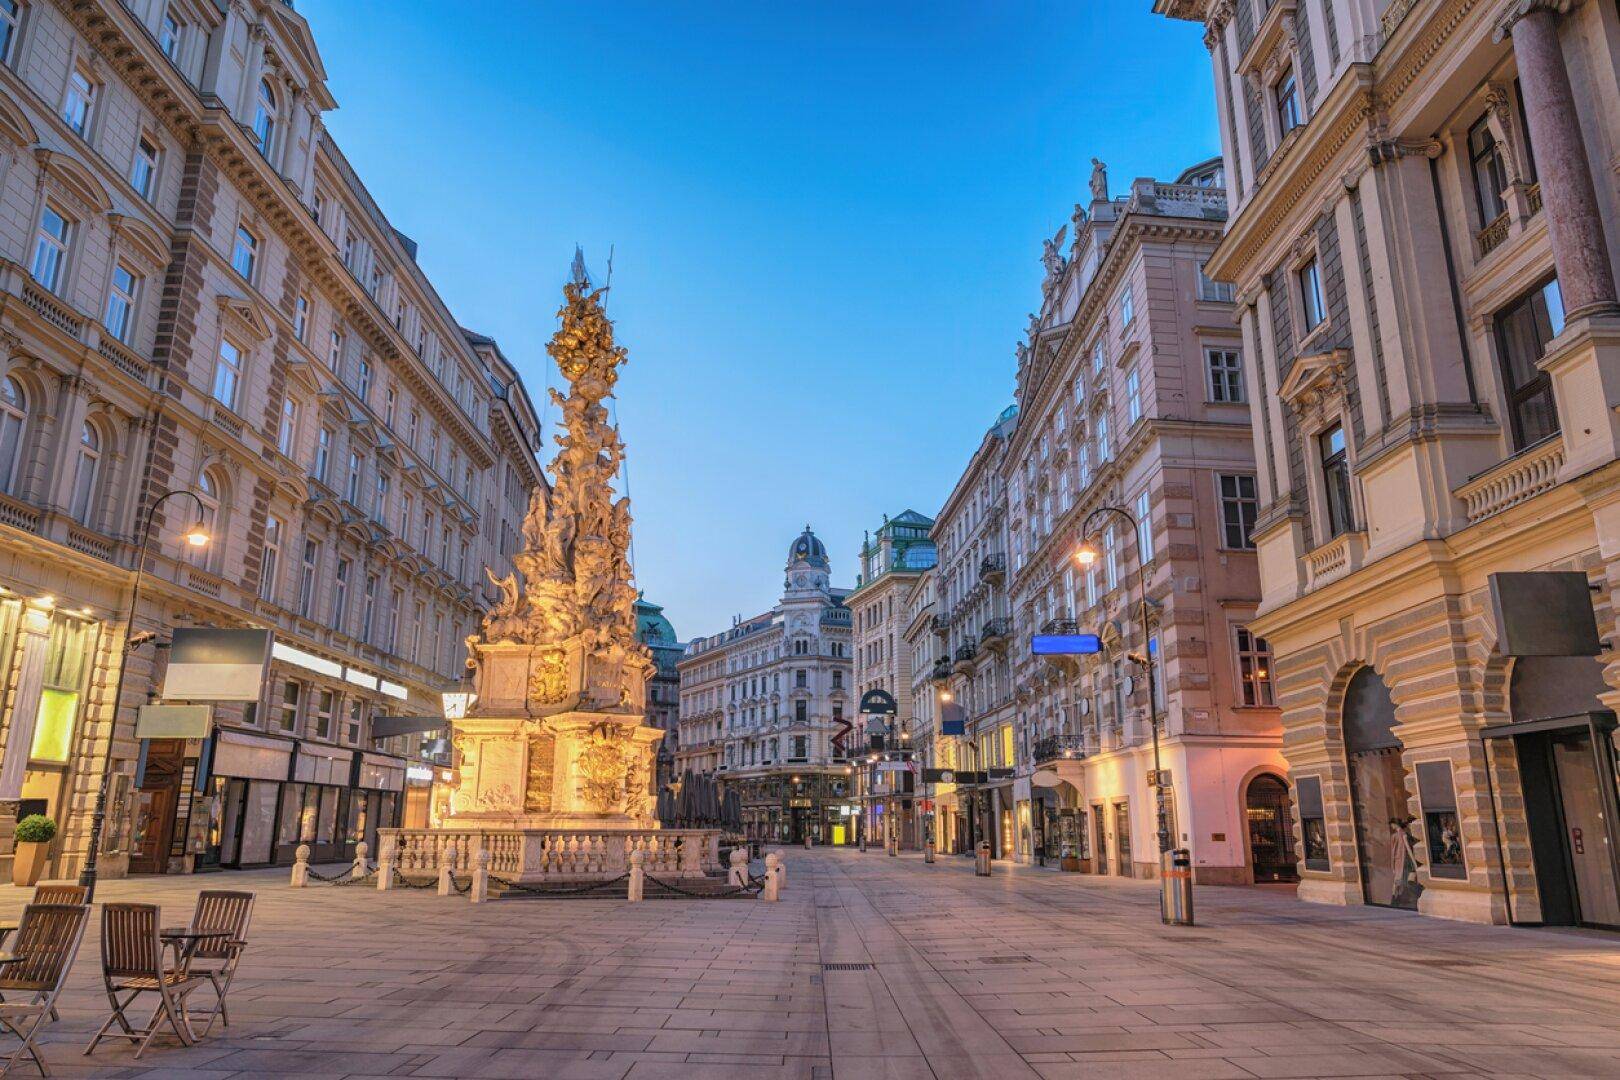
[{"left": 129, "top": 740, "right": 183, "bottom": 875}]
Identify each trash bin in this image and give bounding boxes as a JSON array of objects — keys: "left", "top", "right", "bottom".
[
  {"left": 975, "top": 841, "right": 992, "bottom": 876},
  {"left": 924, "top": 841, "right": 936, "bottom": 864},
  {"left": 1161, "top": 848, "right": 1194, "bottom": 926}
]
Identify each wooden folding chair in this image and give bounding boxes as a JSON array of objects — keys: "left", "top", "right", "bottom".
[
  {"left": 0, "top": 903, "right": 89, "bottom": 1077},
  {"left": 28, "top": 887, "right": 85, "bottom": 908},
  {"left": 181, "top": 891, "right": 253, "bottom": 1037},
  {"left": 83, "top": 904, "right": 208, "bottom": 1060}
]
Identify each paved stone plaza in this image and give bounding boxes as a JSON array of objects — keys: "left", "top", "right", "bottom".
[{"left": 1, "top": 850, "right": 1618, "bottom": 1078}]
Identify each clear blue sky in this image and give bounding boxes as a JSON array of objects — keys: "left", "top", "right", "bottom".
[{"left": 298, "top": 0, "right": 1216, "bottom": 640}]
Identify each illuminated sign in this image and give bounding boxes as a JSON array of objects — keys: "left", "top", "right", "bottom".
[{"left": 1030, "top": 633, "right": 1101, "bottom": 656}]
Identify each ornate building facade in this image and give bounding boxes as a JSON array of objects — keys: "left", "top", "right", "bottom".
[
  {"left": 926, "top": 406, "right": 1018, "bottom": 856},
  {"left": 1001, "top": 158, "right": 1287, "bottom": 882},
  {"left": 0, "top": 0, "right": 541, "bottom": 880},
  {"left": 676, "top": 528, "right": 855, "bottom": 843},
  {"left": 636, "top": 596, "right": 682, "bottom": 790},
  {"left": 1157, "top": 0, "right": 1620, "bottom": 926},
  {"left": 848, "top": 509, "right": 936, "bottom": 848}
]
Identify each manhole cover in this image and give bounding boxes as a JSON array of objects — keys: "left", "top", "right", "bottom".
[{"left": 822, "top": 962, "right": 873, "bottom": 971}]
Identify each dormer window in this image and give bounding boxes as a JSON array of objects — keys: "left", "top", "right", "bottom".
[
  {"left": 1274, "top": 67, "right": 1302, "bottom": 134},
  {"left": 253, "top": 78, "right": 278, "bottom": 158}
]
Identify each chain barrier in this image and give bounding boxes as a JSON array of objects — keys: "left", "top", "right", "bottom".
[
  {"left": 305, "top": 861, "right": 379, "bottom": 886},
  {"left": 643, "top": 873, "right": 763, "bottom": 899},
  {"left": 447, "top": 873, "right": 473, "bottom": 896},
  {"left": 489, "top": 871, "right": 632, "bottom": 896},
  {"left": 389, "top": 866, "right": 442, "bottom": 890}
]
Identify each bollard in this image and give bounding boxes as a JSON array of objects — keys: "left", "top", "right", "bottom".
[
  {"left": 924, "top": 841, "right": 936, "bottom": 864},
  {"left": 974, "top": 841, "right": 992, "bottom": 876},
  {"left": 437, "top": 841, "right": 458, "bottom": 896},
  {"left": 290, "top": 843, "right": 311, "bottom": 888},
  {"left": 804, "top": 835, "right": 811, "bottom": 849},
  {"left": 352, "top": 841, "right": 370, "bottom": 881},
  {"left": 727, "top": 847, "right": 748, "bottom": 887},
  {"left": 470, "top": 849, "right": 490, "bottom": 904},
  {"left": 627, "top": 850, "right": 645, "bottom": 902},
  {"left": 377, "top": 835, "right": 395, "bottom": 892},
  {"left": 1161, "top": 848, "right": 1195, "bottom": 926},
  {"left": 762, "top": 853, "right": 781, "bottom": 902}
]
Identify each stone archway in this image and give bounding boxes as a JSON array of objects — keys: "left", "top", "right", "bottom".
[
  {"left": 1342, "top": 666, "right": 1421, "bottom": 910},
  {"left": 1242, "top": 771, "right": 1298, "bottom": 883}
]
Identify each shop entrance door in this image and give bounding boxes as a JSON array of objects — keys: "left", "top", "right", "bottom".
[
  {"left": 1341, "top": 668, "right": 1421, "bottom": 910},
  {"left": 1245, "top": 773, "right": 1299, "bottom": 882},
  {"left": 1508, "top": 717, "right": 1620, "bottom": 929},
  {"left": 1093, "top": 805, "right": 1108, "bottom": 874},
  {"left": 129, "top": 739, "right": 184, "bottom": 875}
]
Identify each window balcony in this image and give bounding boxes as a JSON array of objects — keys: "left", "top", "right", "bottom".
[
  {"left": 1039, "top": 618, "right": 1078, "bottom": 636},
  {"left": 1454, "top": 436, "right": 1564, "bottom": 525},
  {"left": 930, "top": 612, "right": 950, "bottom": 636},
  {"left": 952, "top": 642, "right": 979, "bottom": 675},
  {"left": 978, "top": 553, "right": 1006, "bottom": 582},
  {"left": 980, "top": 618, "right": 1011, "bottom": 651},
  {"left": 1304, "top": 530, "right": 1367, "bottom": 592},
  {"left": 930, "top": 658, "right": 952, "bottom": 682},
  {"left": 1033, "top": 735, "right": 1088, "bottom": 763}
]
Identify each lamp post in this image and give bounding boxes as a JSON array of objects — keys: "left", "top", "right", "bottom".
[
  {"left": 80, "top": 489, "right": 210, "bottom": 903},
  {"left": 1073, "top": 505, "right": 1169, "bottom": 858}
]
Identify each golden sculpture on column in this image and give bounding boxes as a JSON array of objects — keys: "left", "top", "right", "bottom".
[{"left": 445, "top": 254, "right": 663, "bottom": 828}]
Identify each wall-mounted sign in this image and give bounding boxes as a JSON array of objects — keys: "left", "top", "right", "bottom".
[
  {"left": 859, "top": 689, "right": 898, "bottom": 715},
  {"left": 922, "top": 768, "right": 987, "bottom": 785},
  {"left": 1489, "top": 572, "right": 1602, "bottom": 656},
  {"left": 165, "top": 629, "right": 272, "bottom": 702},
  {"left": 1031, "top": 633, "right": 1101, "bottom": 656},
  {"left": 940, "top": 702, "right": 967, "bottom": 736},
  {"left": 135, "top": 704, "right": 212, "bottom": 740}
]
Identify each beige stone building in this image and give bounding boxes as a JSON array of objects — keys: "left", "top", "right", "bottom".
[
  {"left": 848, "top": 510, "right": 936, "bottom": 848},
  {"left": 675, "top": 528, "right": 856, "bottom": 844},
  {"left": 1158, "top": 0, "right": 1620, "bottom": 926},
  {"left": 1002, "top": 158, "right": 1287, "bottom": 882},
  {"left": 0, "top": 0, "right": 541, "bottom": 880}
]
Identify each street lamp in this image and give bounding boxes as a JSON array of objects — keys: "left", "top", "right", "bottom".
[
  {"left": 80, "top": 489, "right": 210, "bottom": 902},
  {"left": 1074, "top": 504, "right": 1170, "bottom": 859}
]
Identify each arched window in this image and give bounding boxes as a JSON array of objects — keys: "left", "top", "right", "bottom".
[
  {"left": 69, "top": 421, "right": 102, "bottom": 525},
  {"left": 193, "top": 468, "right": 224, "bottom": 569},
  {"left": 252, "top": 79, "right": 277, "bottom": 158},
  {"left": 0, "top": 377, "right": 27, "bottom": 495}
]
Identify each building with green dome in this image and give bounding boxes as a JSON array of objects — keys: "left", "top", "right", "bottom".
[{"left": 635, "top": 596, "right": 684, "bottom": 790}]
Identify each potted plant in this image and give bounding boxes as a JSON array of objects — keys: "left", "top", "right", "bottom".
[
  {"left": 1060, "top": 844, "right": 1082, "bottom": 872},
  {"left": 12, "top": 815, "right": 55, "bottom": 887}
]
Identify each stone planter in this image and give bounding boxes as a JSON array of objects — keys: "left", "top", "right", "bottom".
[{"left": 11, "top": 841, "right": 49, "bottom": 887}]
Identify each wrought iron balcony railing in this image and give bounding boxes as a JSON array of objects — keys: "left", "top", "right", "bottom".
[{"left": 1032, "top": 735, "right": 1088, "bottom": 763}]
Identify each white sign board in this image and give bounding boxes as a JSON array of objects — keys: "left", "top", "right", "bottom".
[
  {"left": 165, "top": 629, "right": 272, "bottom": 702},
  {"left": 135, "top": 704, "right": 213, "bottom": 740}
]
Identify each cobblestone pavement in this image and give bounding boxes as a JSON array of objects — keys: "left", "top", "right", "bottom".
[{"left": 0, "top": 849, "right": 1617, "bottom": 1078}]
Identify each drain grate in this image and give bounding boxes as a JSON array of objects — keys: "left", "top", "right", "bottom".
[{"left": 822, "top": 962, "right": 873, "bottom": 971}]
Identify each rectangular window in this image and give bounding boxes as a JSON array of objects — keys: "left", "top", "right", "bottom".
[
  {"left": 1206, "top": 348, "right": 1244, "bottom": 403},
  {"left": 130, "top": 135, "right": 160, "bottom": 199},
  {"left": 277, "top": 680, "right": 301, "bottom": 734},
  {"left": 1298, "top": 258, "right": 1325, "bottom": 331},
  {"left": 387, "top": 587, "right": 403, "bottom": 651},
  {"left": 383, "top": 385, "right": 397, "bottom": 426},
  {"left": 0, "top": 0, "right": 21, "bottom": 65},
  {"left": 1096, "top": 412, "right": 1109, "bottom": 461},
  {"left": 1126, "top": 367, "right": 1141, "bottom": 424},
  {"left": 160, "top": 10, "right": 183, "bottom": 60},
  {"left": 328, "top": 329, "right": 344, "bottom": 369},
  {"left": 373, "top": 471, "right": 390, "bottom": 523},
  {"left": 1495, "top": 277, "right": 1565, "bottom": 449},
  {"left": 1320, "top": 424, "right": 1354, "bottom": 538},
  {"left": 343, "top": 698, "right": 364, "bottom": 745},
  {"left": 294, "top": 294, "right": 310, "bottom": 342},
  {"left": 1092, "top": 340, "right": 1104, "bottom": 373},
  {"left": 259, "top": 515, "right": 282, "bottom": 602},
  {"left": 1297, "top": 775, "right": 1329, "bottom": 870},
  {"left": 31, "top": 207, "right": 70, "bottom": 292},
  {"left": 103, "top": 263, "right": 138, "bottom": 343},
  {"left": 1197, "top": 260, "right": 1234, "bottom": 303},
  {"left": 297, "top": 539, "right": 319, "bottom": 618},
  {"left": 345, "top": 451, "right": 363, "bottom": 505},
  {"left": 277, "top": 396, "right": 299, "bottom": 456},
  {"left": 231, "top": 225, "right": 258, "bottom": 281},
  {"left": 1275, "top": 67, "right": 1301, "bottom": 133},
  {"left": 314, "top": 426, "right": 333, "bottom": 483},
  {"left": 795, "top": 700, "right": 807, "bottom": 724},
  {"left": 1120, "top": 286, "right": 1134, "bottom": 326},
  {"left": 333, "top": 558, "right": 350, "bottom": 630},
  {"left": 1103, "top": 524, "right": 1118, "bottom": 591},
  {"left": 212, "top": 338, "right": 243, "bottom": 410},
  {"left": 1218, "top": 473, "right": 1259, "bottom": 549},
  {"left": 1236, "top": 627, "right": 1274, "bottom": 707},
  {"left": 356, "top": 357, "right": 372, "bottom": 401},
  {"left": 361, "top": 574, "right": 377, "bottom": 642},
  {"left": 62, "top": 67, "right": 95, "bottom": 136},
  {"left": 312, "top": 690, "right": 334, "bottom": 741},
  {"left": 1135, "top": 490, "right": 1154, "bottom": 563},
  {"left": 1468, "top": 114, "right": 1510, "bottom": 227}
]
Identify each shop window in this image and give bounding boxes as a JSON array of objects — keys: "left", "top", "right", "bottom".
[
  {"left": 30, "top": 614, "right": 96, "bottom": 762},
  {"left": 1494, "top": 277, "right": 1565, "bottom": 450},
  {"left": 1416, "top": 761, "right": 1466, "bottom": 880},
  {"left": 1295, "top": 774, "right": 1329, "bottom": 871}
]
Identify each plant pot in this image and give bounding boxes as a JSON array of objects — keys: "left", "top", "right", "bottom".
[
  {"left": 11, "top": 841, "right": 49, "bottom": 887},
  {"left": 1060, "top": 856, "right": 1081, "bottom": 872}
]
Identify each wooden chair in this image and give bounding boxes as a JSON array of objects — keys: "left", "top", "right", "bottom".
[
  {"left": 182, "top": 891, "right": 254, "bottom": 1037},
  {"left": 29, "top": 887, "right": 85, "bottom": 908},
  {"left": 83, "top": 904, "right": 208, "bottom": 1060},
  {"left": 0, "top": 903, "right": 88, "bottom": 1076}
]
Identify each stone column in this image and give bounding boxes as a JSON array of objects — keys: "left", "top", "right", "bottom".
[{"left": 1495, "top": 0, "right": 1619, "bottom": 318}]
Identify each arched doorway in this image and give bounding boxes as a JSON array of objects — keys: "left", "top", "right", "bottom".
[
  {"left": 1244, "top": 774, "right": 1298, "bottom": 882},
  {"left": 1342, "top": 667, "right": 1421, "bottom": 910}
]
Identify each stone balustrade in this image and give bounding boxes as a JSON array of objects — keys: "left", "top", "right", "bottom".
[
  {"left": 379, "top": 827, "right": 721, "bottom": 883},
  {"left": 1455, "top": 438, "right": 1565, "bottom": 525},
  {"left": 1304, "top": 531, "right": 1367, "bottom": 591}
]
